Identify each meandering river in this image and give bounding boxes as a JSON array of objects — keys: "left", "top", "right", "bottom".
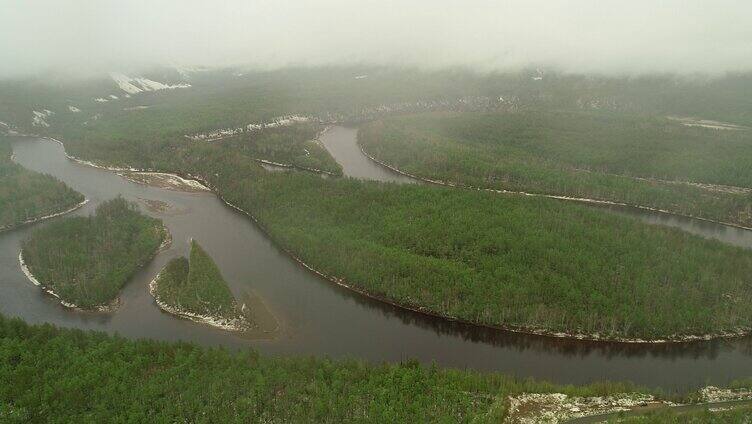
[{"left": 2, "top": 126, "right": 752, "bottom": 391}]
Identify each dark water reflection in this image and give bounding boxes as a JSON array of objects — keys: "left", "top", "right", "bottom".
[{"left": 1, "top": 131, "right": 751, "bottom": 392}]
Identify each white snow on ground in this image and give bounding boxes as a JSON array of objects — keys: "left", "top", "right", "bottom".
[
  {"left": 506, "top": 392, "right": 664, "bottom": 423},
  {"left": 108, "top": 94, "right": 119, "bottom": 100},
  {"left": 354, "top": 74, "right": 369, "bottom": 79},
  {"left": 187, "top": 115, "right": 312, "bottom": 142},
  {"left": 67, "top": 106, "right": 81, "bottom": 112},
  {"left": 110, "top": 73, "right": 143, "bottom": 94},
  {"left": 668, "top": 116, "right": 748, "bottom": 131},
  {"left": 120, "top": 172, "right": 210, "bottom": 191},
  {"left": 187, "top": 96, "right": 508, "bottom": 142},
  {"left": 700, "top": 386, "right": 752, "bottom": 403},
  {"left": 32, "top": 110, "right": 54, "bottom": 127},
  {"left": 110, "top": 73, "right": 191, "bottom": 95},
  {"left": 94, "top": 97, "right": 108, "bottom": 103},
  {"left": 532, "top": 68, "right": 544, "bottom": 81},
  {"left": 82, "top": 113, "right": 102, "bottom": 126}
]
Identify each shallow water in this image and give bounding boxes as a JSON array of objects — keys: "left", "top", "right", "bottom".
[{"left": 2, "top": 129, "right": 752, "bottom": 391}]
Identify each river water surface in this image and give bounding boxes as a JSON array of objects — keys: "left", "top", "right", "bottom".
[{"left": 2, "top": 126, "right": 752, "bottom": 391}]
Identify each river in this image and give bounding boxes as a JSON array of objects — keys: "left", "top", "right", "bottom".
[{"left": 1, "top": 126, "right": 751, "bottom": 391}]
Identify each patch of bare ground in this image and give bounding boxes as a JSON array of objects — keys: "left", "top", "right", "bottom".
[
  {"left": 505, "top": 392, "right": 666, "bottom": 423},
  {"left": 505, "top": 386, "right": 752, "bottom": 423}
]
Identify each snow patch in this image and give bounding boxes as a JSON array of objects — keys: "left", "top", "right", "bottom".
[
  {"left": 110, "top": 72, "right": 191, "bottom": 95},
  {"left": 94, "top": 97, "right": 108, "bottom": 103},
  {"left": 67, "top": 106, "right": 81, "bottom": 113},
  {"left": 32, "top": 110, "right": 53, "bottom": 127},
  {"left": 668, "top": 116, "right": 748, "bottom": 131},
  {"left": 187, "top": 115, "right": 312, "bottom": 142},
  {"left": 118, "top": 171, "right": 210, "bottom": 192},
  {"left": 506, "top": 392, "right": 664, "bottom": 423},
  {"left": 700, "top": 386, "right": 752, "bottom": 403},
  {"left": 19, "top": 250, "right": 80, "bottom": 309}
]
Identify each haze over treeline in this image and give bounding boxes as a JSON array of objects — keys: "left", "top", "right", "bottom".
[{"left": 1, "top": 0, "right": 751, "bottom": 79}]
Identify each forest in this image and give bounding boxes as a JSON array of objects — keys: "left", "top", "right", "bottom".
[
  {"left": 3, "top": 315, "right": 751, "bottom": 422},
  {"left": 359, "top": 111, "right": 752, "bottom": 228},
  {"left": 5, "top": 69, "right": 752, "bottom": 338},
  {"left": 21, "top": 198, "right": 167, "bottom": 309},
  {"left": 153, "top": 240, "right": 244, "bottom": 322},
  {"left": 105, "top": 137, "right": 752, "bottom": 340},
  {"left": 222, "top": 123, "right": 342, "bottom": 175},
  {"left": 0, "top": 137, "right": 84, "bottom": 230},
  {"left": 7, "top": 68, "right": 752, "bottom": 161}
]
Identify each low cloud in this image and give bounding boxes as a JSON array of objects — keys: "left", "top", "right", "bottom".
[{"left": 2, "top": 0, "right": 751, "bottom": 78}]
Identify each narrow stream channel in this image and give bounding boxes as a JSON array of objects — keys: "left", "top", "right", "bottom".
[{"left": 2, "top": 127, "right": 751, "bottom": 391}]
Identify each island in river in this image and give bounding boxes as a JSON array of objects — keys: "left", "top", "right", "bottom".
[
  {"left": 20, "top": 197, "right": 168, "bottom": 311},
  {"left": 150, "top": 239, "right": 277, "bottom": 334}
]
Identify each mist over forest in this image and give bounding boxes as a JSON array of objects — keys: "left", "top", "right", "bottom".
[
  {"left": 2, "top": 0, "right": 752, "bottom": 78},
  {"left": 3, "top": 1, "right": 752, "bottom": 422}
]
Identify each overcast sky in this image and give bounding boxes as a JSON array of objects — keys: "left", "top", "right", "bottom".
[{"left": 2, "top": 0, "right": 751, "bottom": 78}]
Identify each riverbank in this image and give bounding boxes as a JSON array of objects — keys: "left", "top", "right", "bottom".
[
  {"left": 358, "top": 144, "right": 752, "bottom": 232},
  {"left": 0, "top": 198, "right": 89, "bottom": 233},
  {"left": 358, "top": 113, "right": 752, "bottom": 230},
  {"left": 1, "top": 135, "right": 87, "bottom": 232},
  {"left": 18, "top": 249, "right": 118, "bottom": 311}
]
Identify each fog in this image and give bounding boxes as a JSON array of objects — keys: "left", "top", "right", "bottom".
[{"left": 2, "top": 0, "right": 751, "bottom": 78}]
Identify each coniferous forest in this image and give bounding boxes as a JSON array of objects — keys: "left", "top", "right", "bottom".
[
  {"left": 0, "top": 137, "right": 84, "bottom": 230},
  {"left": 359, "top": 111, "right": 752, "bottom": 228},
  {"left": 21, "top": 198, "right": 167, "bottom": 309},
  {"left": 0, "top": 314, "right": 647, "bottom": 423},
  {"left": 146, "top": 139, "right": 752, "bottom": 340},
  {"left": 153, "top": 240, "right": 243, "bottom": 321},
  {"left": 2, "top": 65, "right": 752, "bottom": 421}
]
